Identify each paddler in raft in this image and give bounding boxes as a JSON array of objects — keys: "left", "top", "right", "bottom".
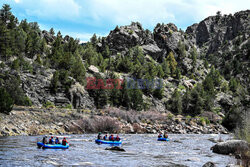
[
  {"left": 115, "top": 134, "right": 121, "bottom": 141},
  {"left": 62, "top": 137, "right": 68, "bottom": 146},
  {"left": 163, "top": 131, "right": 168, "bottom": 138},
  {"left": 109, "top": 134, "right": 114, "bottom": 141},
  {"left": 55, "top": 137, "right": 60, "bottom": 144},
  {"left": 103, "top": 133, "right": 108, "bottom": 140},
  {"left": 158, "top": 133, "right": 163, "bottom": 138},
  {"left": 42, "top": 136, "right": 48, "bottom": 144},
  {"left": 49, "top": 136, "right": 55, "bottom": 144},
  {"left": 97, "top": 132, "right": 102, "bottom": 140}
]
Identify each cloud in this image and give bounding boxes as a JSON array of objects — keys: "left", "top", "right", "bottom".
[
  {"left": 1, "top": 0, "right": 249, "bottom": 41},
  {"left": 22, "top": 0, "right": 81, "bottom": 21},
  {"left": 75, "top": 0, "right": 250, "bottom": 29}
]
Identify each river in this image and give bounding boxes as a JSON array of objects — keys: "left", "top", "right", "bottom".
[{"left": 0, "top": 134, "right": 236, "bottom": 167}]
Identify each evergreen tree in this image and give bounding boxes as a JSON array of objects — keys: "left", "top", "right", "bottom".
[
  {"left": 178, "top": 41, "right": 186, "bottom": 59},
  {"left": 169, "top": 89, "right": 182, "bottom": 114},
  {"left": 90, "top": 33, "right": 97, "bottom": 46},
  {"left": 0, "top": 87, "right": 13, "bottom": 114},
  {"left": 102, "top": 45, "right": 110, "bottom": 59},
  {"left": 229, "top": 77, "right": 238, "bottom": 92},
  {"left": 49, "top": 28, "right": 55, "bottom": 36},
  {"left": 71, "top": 56, "right": 86, "bottom": 84},
  {"left": 50, "top": 71, "right": 59, "bottom": 94},
  {"left": 175, "top": 68, "right": 181, "bottom": 79},
  {"left": 131, "top": 83, "right": 144, "bottom": 111},
  {"left": 0, "top": 4, "right": 12, "bottom": 24},
  {"left": 166, "top": 52, "right": 177, "bottom": 76},
  {"left": 161, "top": 58, "right": 170, "bottom": 78}
]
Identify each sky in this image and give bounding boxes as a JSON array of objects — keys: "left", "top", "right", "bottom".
[{"left": 1, "top": 0, "right": 249, "bottom": 42}]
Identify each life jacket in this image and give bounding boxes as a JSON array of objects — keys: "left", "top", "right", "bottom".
[
  {"left": 49, "top": 138, "right": 54, "bottom": 144},
  {"left": 116, "top": 136, "right": 120, "bottom": 141},
  {"left": 62, "top": 139, "right": 67, "bottom": 146},
  {"left": 103, "top": 136, "right": 107, "bottom": 140},
  {"left": 55, "top": 138, "right": 60, "bottom": 144},
  {"left": 109, "top": 136, "right": 114, "bottom": 141},
  {"left": 158, "top": 134, "right": 163, "bottom": 138}
]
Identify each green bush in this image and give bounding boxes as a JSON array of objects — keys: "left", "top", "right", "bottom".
[
  {"left": 178, "top": 84, "right": 185, "bottom": 90},
  {"left": 199, "top": 117, "right": 210, "bottom": 125},
  {"left": 43, "top": 101, "right": 55, "bottom": 108},
  {"left": 20, "top": 96, "right": 32, "bottom": 106},
  {"left": 64, "top": 104, "right": 73, "bottom": 109},
  {"left": 167, "top": 113, "right": 174, "bottom": 120}
]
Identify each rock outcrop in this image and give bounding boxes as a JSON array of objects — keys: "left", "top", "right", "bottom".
[
  {"left": 105, "top": 146, "right": 125, "bottom": 152},
  {"left": 211, "top": 140, "right": 249, "bottom": 155}
]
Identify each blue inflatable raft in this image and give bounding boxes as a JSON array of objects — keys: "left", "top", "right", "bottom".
[
  {"left": 37, "top": 142, "right": 69, "bottom": 149},
  {"left": 157, "top": 138, "right": 170, "bottom": 141},
  {"left": 95, "top": 139, "right": 122, "bottom": 145}
]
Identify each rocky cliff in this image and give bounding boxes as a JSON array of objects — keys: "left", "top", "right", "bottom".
[{"left": 0, "top": 6, "right": 249, "bottom": 134}]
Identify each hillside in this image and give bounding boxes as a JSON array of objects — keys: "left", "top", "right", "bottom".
[{"left": 0, "top": 4, "right": 249, "bottom": 133}]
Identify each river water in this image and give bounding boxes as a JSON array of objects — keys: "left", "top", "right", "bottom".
[{"left": 0, "top": 134, "right": 236, "bottom": 167}]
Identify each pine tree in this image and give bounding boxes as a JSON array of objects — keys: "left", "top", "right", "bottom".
[
  {"left": 166, "top": 52, "right": 177, "bottom": 76},
  {"left": 175, "top": 68, "right": 181, "bottom": 79},
  {"left": 157, "top": 65, "right": 164, "bottom": 78},
  {"left": 169, "top": 89, "right": 182, "bottom": 114},
  {"left": 102, "top": 45, "right": 110, "bottom": 59},
  {"left": 0, "top": 4, "right": 12, "bottom": 24},
  {"left": 131, "top": 83, "right": 144, "bottom": 111},
  {"left": 0, "top": 88, "right": 13, "bottom": 114},
  {"left": 90, "top": 33, "right": 97, "bottom": 46},
  {"left": 49, "top": 28, "right": 55, "bottom": 36},
  {"left": 71, "top": 56, "right": 86, "bottom": 84},
  {"left": 50, "top": 71, "right": 59, "bottom": 94},
  {"left": 0, "top": 25, "right": 12, "bottom": 60},
  {"left": 178, "top": 41, "right": 186, "bottom": 59},
  {"left": 161, "top": 58, "right": 170, "bottom": 78}
]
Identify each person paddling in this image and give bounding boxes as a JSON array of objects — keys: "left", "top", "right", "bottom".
[
  {"left": 49, "top": 136, "right": 55, "bottom": 144},
  {"left": 42, "top": 136, "right": 48, "bottom": 144},
  {"left": 158, "top": 133, "right": 163, "bottom": 138},
  {"left": 97, "top": 132, "right": 102, "bottom": 140},
  {"left": 109, "top": 134, "right": 114, "bottom": 141},
  {"left": 115, "top": 134, "right": 120, "bottom": 141},
  {"left": 55, "top": 137, "right": 60, "bottom": 144},
  {"left": 103, "top": 134, "right": 108, "bottom": 140},
  {"left": 62, "top": 137, "right": 68, "bottom": 146},
  {"left": 163, "top": 132, "right": 168, "bottom": 138}
]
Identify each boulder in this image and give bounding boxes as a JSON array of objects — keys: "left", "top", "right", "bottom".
[
  {"left": 105, "top": 146, "right": 125, "bottom": 152},
  {"left": 211, "top": 140, "right": 249, "bottom": 155},
  {"left": 88, "top": 65, "right": 100, "bottom": 74},
  {"left": 69, "top": 82, "right": 95, "bottom": 109},
  {"left": 202, "top": 162, "right": 216, "bottom": 167},
  {"left": 42, "top": 30, "right": 54, "bottom": 43},
  {"left": 141, "top": 44, "right": 162, "bottom": 61},
  {"left": 106, "top": 22, "right": 154, "bottom": 53}
]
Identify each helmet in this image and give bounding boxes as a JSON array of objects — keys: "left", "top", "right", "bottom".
[
  {"left": 51, "top": 136, "right": 53, "bottom": 138},
  {"left": 98, "top": 132, "right": 101, "bottom": 135},
  {"left": 63, "top": 137, "right": 66, "bottom": 139}
]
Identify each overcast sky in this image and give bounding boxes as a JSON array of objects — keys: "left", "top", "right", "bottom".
[{"left": 1, "top": 0, "right": 249, "bottom": 42}]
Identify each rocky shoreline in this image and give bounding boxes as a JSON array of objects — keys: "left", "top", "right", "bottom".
[{"left": 0, "top": 106, "right": 228, "bottom": 137}]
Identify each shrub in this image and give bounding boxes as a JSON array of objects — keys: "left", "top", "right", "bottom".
[
  {"left": 64, "top": 104, "right": 73, "bottom": 109},
  {"left": 43, "top": 101, "right": 55, "bottom": 108},
  {"left": 167, "top": 113, "right": 174, "bottom": 120}
]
